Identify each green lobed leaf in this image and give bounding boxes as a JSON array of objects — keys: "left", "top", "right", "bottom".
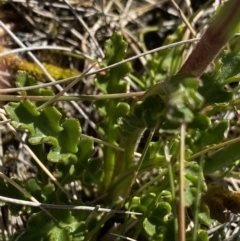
[
  {"left": 16, "top": 71, "right": 54, "bottom": 98},
  {"left": 198, "top": 50, "right": 240, "bottom": 105},
  {"left": 195, "top": 120, "right": 228, "bottom": 146},
  {"left": 56, "top": 138, "right": 95, "bottom": 185},
  {"left": 133, "top": 95, "right": 165, "bottom": 129},
  {"left": 13, "top": 210, "right": 87, "bottom": 241},
  {"left": 185, "top": 162, "right": 205, "bottom": 188},
  {"left": 199, "top": 74, "right": 232, "bottom": 105},
  {"left": 185, "top": 187, "right": 197, "bottom": 207},
  {"left": 82, "top": 157, "right": 103, "bottom": 186},
  {"left": 0, "top": 178, "right": 28, "bottom": 215},
  {"left": 141, "top": 193, "right": 156, "bottom": 208},
  {"left": 188, "top": 113, "right": 211, "bottom": 130},
  {"left": 95, "top": 32, "right": 131, "bottom": 94},
  {"left": 58, "top": 118, "right": 80, "bottom": 153},
  {"left": 148, "top": 202, "right": 172, "bottom": 225},
  {"left": 143, "top": 218, "right": 156, "bottom": 237},
  {"left": 41, "top": 183, "right": 55, "bottom": 203},
  {"left": 196, "top": 229, "right": 208, "bottom": 241},
  {"left": 198, "top": 212, "right": 213, "bottom": 226},
  {"left": 143, "top": 140, "right": 166, "bottom": 164},
  {"left": 126, "top": 196, "right": 148, "bottom": 214},
  {"left": 94, "top": 32, "right": 131, "bottom": 190},
  {"left": 162, "top": 220, "right": 176, "bottom": 241},
  {"left": 25, "top": 178, "right": 42, "bottom": 200},
  {"left": 76, "top": 138, "right": 95, "bottom": 165},
  {"left": 184, "top": 163, "right": 206, "bottom": 207},
  {"left": 5, "top": 100, "right": 80, "bottom": 163},
  {"left": 166, "top": 85, "right": 204, "bottom": 124},
  {"left": 220, "top": 51, "right": 240, "bottom": 85}
]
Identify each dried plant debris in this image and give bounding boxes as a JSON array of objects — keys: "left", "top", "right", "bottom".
[
  {"left": 1, "top": 1, "right": 240, "bottom": 241},
  {"left": 203, "top": 184, "right": 240, "bottom": 223}
]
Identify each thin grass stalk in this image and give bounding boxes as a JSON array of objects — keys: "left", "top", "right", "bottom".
[
  {"left": 179, "top": 123, "right": 186, "bottom": 241},
  {"left": 192, "top": 154, "right": 205, "bottom": 241},
  {"left": 165, "top": 145, "right": 178, "bottom": 241}
]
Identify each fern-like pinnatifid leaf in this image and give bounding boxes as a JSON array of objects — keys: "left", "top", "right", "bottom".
[
  {"left": 94, "top": 32, "right": 131, "bottom": 191},
  {"left": 13, "top": 210, "right": 87, "bottom": 241},
  {"left": 198, "top": 50, "right": 240, "bottom": 105},
  {"left": 95, "top": 32, "right": 131, "bottom": 94},
  {"left": 16, "top": 71, "right": 54, "bottom": 97},
  {"left": 5, "top": 100, "right": 80, "bottom": 163}
]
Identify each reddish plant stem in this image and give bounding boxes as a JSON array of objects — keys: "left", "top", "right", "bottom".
[{"left": 178, "top": 0, "right": 240, "bottom": 77}]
